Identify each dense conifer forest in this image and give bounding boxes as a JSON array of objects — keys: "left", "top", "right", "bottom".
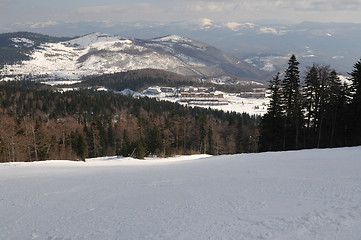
[
  {"left": 0, "top": 81, "right": 259, "bottom": 162},
  {"left": 258, "top": 56, "right": 361, "bottom": 151}
]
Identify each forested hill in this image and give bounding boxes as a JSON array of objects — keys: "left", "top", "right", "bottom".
[
  {"left": 0, "top": 81, "right": 259, "bottom": 162},
  {"left": 0, "top": 32, "right": 72, "bottom": 66},
  {"left": 79, "top": 69, "right": 257, "bottom": 92}
]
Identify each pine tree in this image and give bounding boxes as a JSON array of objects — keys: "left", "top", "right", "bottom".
[
  {"left": 207, "top": 126, "right": 214, "bottom": 155},
  {"left": 96, "top": 119, "right": 107, "bottom": 156},
  {"left": 281, "top": 55, "right": 303, "bottom": 150},
  {"left": 72, "top": 131, "right": 87, "bottom": 161},
  {"left": 147, "top": 125, "right": 162, "bottom": 156},
  {"left": 199, "top": 113, "right": 207, "bottom": 153},
  {"left": 107, "top": 123, "right": 114, "bottom": 150},
  {"left": 327, "top": 70, "right": 347, "bottom": 147},
  {"left": 303, "top": 64, "right": 320, "bottom": 147},
  {"left": 135, "top": 134, "right": 147, "bottom": 159},
  {"left": 349, "top": 58, "right": 361, "bottom": 145},
  {"left": 259, "top": 73, "right": 284, "bottom": 151},
  {"left": 236, "top": 117, "right": 243, "bottom": 153},
  {"left": 121, "top": 129, "right": 131, "bottom": 157}
]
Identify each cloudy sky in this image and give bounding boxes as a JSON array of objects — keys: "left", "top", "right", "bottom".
[{"left": 1, "top": 0, "right": 361, "bottom": 32}]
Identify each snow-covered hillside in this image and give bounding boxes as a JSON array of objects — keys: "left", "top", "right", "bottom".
[
  {"left": 1, "top": 147, "right": 361, "bottom": 239},
  {"left": 0, "top": 33, "right": 262, "bottom": 81},
  {"left": 1, "top": 33, "right": 185, "bottom": 79}
]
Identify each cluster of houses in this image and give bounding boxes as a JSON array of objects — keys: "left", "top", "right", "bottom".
[
  {"left": 143, "top": 86, "right": 266, "bottom": 106},
  {"left": 144, "top": 86, "right": 229, "bottom": 106},
  {"left": 239, "top": 88, "right": 266, "bottom": 98},
  {"left": 178, "top": 87, "right": 228, "bottom": 106}
]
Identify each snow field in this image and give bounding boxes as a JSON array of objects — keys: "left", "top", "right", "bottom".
[
  {"left": 1, "top": 147, "right": 361, "bottom": 239},
  {"left": 146, "top": 91, "right": 269, "bottom": 115}
]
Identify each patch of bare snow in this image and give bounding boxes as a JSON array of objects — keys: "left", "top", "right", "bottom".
[{"left": 11, "top": 37, "right": 35, "bottom": 47}]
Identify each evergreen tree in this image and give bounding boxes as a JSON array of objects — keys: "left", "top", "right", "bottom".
[
  {"left": 259, "top": 73, "right": 284, "bottom": 151},
  {"left": 199, "top": 113, "right": 207, "bottom": 153},
  {"left": 121, "top": 130, "right": 131, "bottom": 157},
  {"left": 349, "top": 58, "right": 361, "bottom": 145},
  {"left": 147, "top": 125, "right": 162, "bottom": 156},
  {"left": 327, "top": 70, "right": 347, "bottom": 147},
  {"left": 135, "top": 133, "right": 147, "bottom": 159},
  {"left": 303, "top": 64, "right": 320, "bottom": 147},
  {"left": 207, "top": 126, "right": 214, "bottom": 155},
  {"left": 314, "top": 65, "right": 332, "bottom": 148},
  {"left": 96, "top": 119, "right": 107, "bottom": 156},
  {"left": 71, "top": 131, "right": 87, "bottom": 161},
  {"left": 236, "top": 117, "right": 243, "bottom": 153},
  {"left": 281, "top": 55, "right": 303, "bottom": 150},
  {"left": 107, "top": 123, "right": 114, "bottom": 149}
]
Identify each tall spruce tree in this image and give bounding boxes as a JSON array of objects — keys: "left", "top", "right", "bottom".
[
  {"left": 303, "top": 64, "right": 320, "bottom": 147},
  {"left": 207, "top": 126, "right": 214, "bottom": 155},
  {"left": 314, "top": 65, "right": 333, "bottom": 148},
  {"left": 147, "top": 125, "right": 162, "bottom": 156},
  {"left": 236, "top": 117, "right": 243, "bottom": 153},
  {"left": 303, "top": 65, "right": 349, "bottom": 148},
  {"left": 259, "top": 73, "right": 284, "bottom": 151},
  {"left": 349, "top": 58, "right": 361, "bottom": 145},
  {"left": 327, "top": 70, "right": 347, "bottom": 147},
  {"left": 281, "top": 55, "right": 303, "bottom": 150}
]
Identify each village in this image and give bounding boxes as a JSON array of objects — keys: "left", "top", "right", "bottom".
[{"left": 142, "top": 86, "right": 268, "bottom": 115}]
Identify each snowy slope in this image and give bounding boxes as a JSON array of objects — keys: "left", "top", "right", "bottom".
[
  {"left": 1, "top": 33, "right": 185, "bottom": 79},
  {"left": 0, "top": 32, "right": 262, "bottom": 81},
  {"left": 1, "top": 147, "right": 361, "bottom": 239}
]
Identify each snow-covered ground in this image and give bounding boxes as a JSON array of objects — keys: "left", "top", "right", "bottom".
[
  {"left": 142, "top": 91, "right": 268, "bottom": 115},
  {"left": 1, "top": 147, "right": 361, "bottom": 239}
]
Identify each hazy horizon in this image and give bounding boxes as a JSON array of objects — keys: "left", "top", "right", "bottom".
[{"left": 1, "top": 0, "right": 361, "bottom": 36}]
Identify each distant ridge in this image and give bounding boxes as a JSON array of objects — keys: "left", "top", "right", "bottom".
[{"left": 0, "top": 32, "right": 263, "bottom": 83}]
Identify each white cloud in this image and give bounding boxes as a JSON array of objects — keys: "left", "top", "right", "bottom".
[
  {"left": 224, "top": 22, "right": 242, "bottom": 31},
  {"left": 29, "top": 21, "right": 58, "bottom": 29},
  {"left": 260, "top": 27, "right": 277, "bottom": 34},
  {"left": 201, "top": 18, "right": 213, "bottom": 26},
  {"left": 223, "top": 22, "right": 255, "bottom": 31},
  {"left": 2, "top": 0, "right": 361, "bottom": 32}
]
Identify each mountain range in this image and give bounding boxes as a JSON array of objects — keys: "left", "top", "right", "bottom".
[
  {"left": 0, "top": 32, "right": 263, "bottom": 84},
  {"left": 3, "top": 21, "right": 361, "bottom": 77}
]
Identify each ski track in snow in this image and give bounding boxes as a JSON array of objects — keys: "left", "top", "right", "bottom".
[{"left": 1, "top": 147, "right": 361, "bottom": 239}]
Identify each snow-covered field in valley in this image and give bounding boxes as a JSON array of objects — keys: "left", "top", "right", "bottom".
[{"left": 1, "top": 147, "right": 361, "bottom": 239}]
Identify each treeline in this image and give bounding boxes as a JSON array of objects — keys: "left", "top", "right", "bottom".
[
  {"left": 80, "top": 69, "right": 195, "bottom": 92},
  {"left": 259, "top": 55, "right": 361, "bottom": 151},
  {"left": 0, "top": 82, "right": 259, "bottom": 162},
  {"left": 79, "top": 69, "right": 257, "bottom": 93}
]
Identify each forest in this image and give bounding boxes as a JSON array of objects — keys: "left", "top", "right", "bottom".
[
  {"left": 1, "top": 56, "right": 360, "bottom": 163},
  {"left": 78, "top": 69, "right": 257, "bottom": 93},
  {"left": 0, "top": 81, "right": 259, "bottom": 162},
  {"left": 258, "top": 55, "right": 361, "bottom": 151}
]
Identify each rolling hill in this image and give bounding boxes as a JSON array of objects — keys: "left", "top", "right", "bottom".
[{"left": 0, "top": 32, "right": 263, "bottom": 83}]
